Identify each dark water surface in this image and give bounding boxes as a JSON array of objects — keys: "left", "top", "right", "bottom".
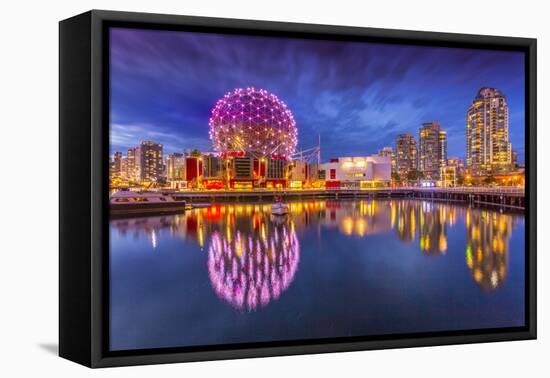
[{"left": 109, "top": 199, "right": 525, "bottom": 351}]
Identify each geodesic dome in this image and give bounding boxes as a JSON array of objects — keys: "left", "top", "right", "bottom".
[{"left": 209, "top": 87, "right": 298, "bottom": 157}]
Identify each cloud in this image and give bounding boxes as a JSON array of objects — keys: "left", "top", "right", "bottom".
[
  {"left": 314, "top": 91, "right": 345, "bottom": 119},
  {"left": 110, "top": 123, "right": 211, "bottom": 155},
  {"left": 109, "top": 28, "right": 526, "bottom": 162}
]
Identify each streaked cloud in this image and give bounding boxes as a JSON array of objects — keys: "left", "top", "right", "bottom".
[{"left": 110, "top": 28, "right": 525, "bottom": 162}]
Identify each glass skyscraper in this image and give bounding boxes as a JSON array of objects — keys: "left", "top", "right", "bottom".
[
  {"left": 466, "top": 87, "right": 511, "bottom": 175},
  {"left": 418, "top": 121, "right": 447, "bottom": 180}
]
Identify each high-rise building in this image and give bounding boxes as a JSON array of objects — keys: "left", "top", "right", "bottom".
[
  {"left": 447, "top": 157, "right": 465, "bottom": 177},
  {"left": 127, "top": 148, "right": 136, "bottom": 181},
  {"left": 395, "top": 133, "right": 418, "bottom": 180},
  {"left": 166, "top": 152, "right": 185, "bottom": 180},
  {"left": 120, "top": 157, "right": 128, "bottom": 180},
  {"left": 137, "top": 141, "right": 163, "bottom": 182},
  {"left": 378, "top": 146, "right": 397, "bottom": 174},
  {"left": 440, "top": 157, "right": 465, "bottom": 187},
  {"left": 109, "top": 157, "right": 115, "bottom": 179},
  {"left": 466, "top": 87, "right": 512, "bottom": 174},
  {"left": 439, "top": 130, "right": 447, "bottom": 167},
  {"left": 378, "top": 146, "right": 393, "bottom": 157},
  {"left": 112, "top": 152, "right": 123, "bottom": 178},
  {"left": 135, "top": 147, "right": 142, "bottom": 180},
  {"left": 511, "top": 150, "right": 519, "bottom": 168},
  {"left": 418, "top": 121, "right": 446, "bottom": 180}
]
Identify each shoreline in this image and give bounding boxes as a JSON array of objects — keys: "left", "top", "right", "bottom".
[
  {"left": 109, "top": 195, "right": 525, "bottom": 219},
  {"left": 166, "top": 188, "right": 524, "bottom": 208}
]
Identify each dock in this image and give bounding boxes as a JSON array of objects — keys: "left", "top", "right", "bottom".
[{"left": 168, "top": 186, "right": 525, "bottom": 210}]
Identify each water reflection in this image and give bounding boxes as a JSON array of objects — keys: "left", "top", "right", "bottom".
[
  {"left": 110, "top": 199, "right": 521, "bottom": 306},
  {"left": 465, "top": 209, "right": 511, "bottom": 291},
  {"left": 393, "top": 200, "right": 419, "bottom": 242},
  {"left": 208, "top": 223, "right": 300, "bottom": 311}
]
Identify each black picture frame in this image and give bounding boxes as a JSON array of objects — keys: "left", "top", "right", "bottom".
[{"left": 59, "top": 9, "right": 537, "bottom": 368}]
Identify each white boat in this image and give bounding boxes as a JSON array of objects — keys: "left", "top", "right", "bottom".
[
  {"left": 271, "top": 201, "right": 289, "bottom": 216},
  {"left": 110, "top": 191, "right": 186, "bottom": 217}
]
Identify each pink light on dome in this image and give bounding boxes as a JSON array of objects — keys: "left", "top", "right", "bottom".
[
  {"left": 209, "top": 87, "right": 298, "bottom": 157},
  {"left": 207, "top": 224, "right": 300, "bottom": 311}
]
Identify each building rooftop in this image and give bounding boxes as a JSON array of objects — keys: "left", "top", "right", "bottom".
[{"left": 475, "top": 87, "right": 505, "bottom": 100}]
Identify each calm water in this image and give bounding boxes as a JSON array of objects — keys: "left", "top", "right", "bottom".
[{"left": 109, "top": 199, "right": 525, "bottom": 351}]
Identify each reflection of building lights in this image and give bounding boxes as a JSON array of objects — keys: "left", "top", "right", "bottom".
[
  {"left": 490, "top": 270, "right": 499, "bottom": 288},
  {"left": 198, "top": 227, "right": 204, "bottom": 249},
  {"left": 472, "top": 226, "right": 480, "bottom": 241},
  {"left": 466, "top": 245, "right": 473, "bottom": 268},
  {"left": 438, "top": 234, "right": 447, "bottom": 253},
  {"left": 341, "top": 216, "right": 354, "bottom": 236},
  {"left": 360, "top": 200, "right": 376, "bottom": 217},
  {"left": 111, "top": 200, "right": 517, "bottom": 303},
  {"left": 466, "top": 211, "right": 511, "bottom": 291},
  {"left": 410, "top": 208, "right": 416, "bottom": 238},
  {"left": 355, "top": 218, "right": 367, "bottom": 236},
  {"left": 474, "top": 269, "right": 483, "bottom": 283},
  {"left": 208, "top": 225, "right": 300, "bottom": 311},
  {"left": 290, "top": 202, "right": 303, "bottom": 214},
  {"left": 235, "top": 233, "right": 243, "bottom": 257},
  {"left": 260, "top": 223, "right": 266, "bottom": 241},
  {"left": 420, "top": 235, "right": 430, "bottom": 251},
  {"left": 226, "top": 223, "right": 232, "bottom": 243}
]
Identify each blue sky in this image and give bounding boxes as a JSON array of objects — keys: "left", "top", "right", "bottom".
[{"left": 110, "top": 27, "right": 525, "bottom": 163}]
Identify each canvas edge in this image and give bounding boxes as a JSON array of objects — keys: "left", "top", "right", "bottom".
[{"left": 56, "top": 9, "right": 538, "bottom": 368}]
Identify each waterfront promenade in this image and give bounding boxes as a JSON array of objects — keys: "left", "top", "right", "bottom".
[{"left": 163, "top": 186, "right": 525, "bottom": 210}]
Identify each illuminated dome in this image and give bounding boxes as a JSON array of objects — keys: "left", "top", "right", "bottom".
[
  {"left": 207, "top": 224, "right": 300, "bottom": 311},
  {"left": 208, "top": 87, "right": 298, "bottom": 157}
]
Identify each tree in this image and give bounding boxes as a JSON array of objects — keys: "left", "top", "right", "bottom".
[
  {"left": 483, "top": 175, "right": 496, "bottom": 185},
  {"left": 391, "top": 172, "right": 400, "bottom": 182},
  {"left": 407, "top": 169, "right": 423, "bottom": 182},
  {"left": 190, "top": 149, "right": 201, "bottom": 157}
]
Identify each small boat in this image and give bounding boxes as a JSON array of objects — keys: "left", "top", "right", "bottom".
[
  {"left": 110, "top": 191, "right": 186, "bottom": 217},
  {"left": 271, "top": 196, "right": 289, "bottom": 216},
  {"left": 183, "top": 203, "right": 211, "bottom": 211}
]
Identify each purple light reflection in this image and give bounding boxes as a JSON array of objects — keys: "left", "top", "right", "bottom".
[{"left": 208, "top": 225, "right": 300, "bottom": 311}]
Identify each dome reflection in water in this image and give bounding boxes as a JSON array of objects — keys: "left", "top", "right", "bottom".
[{"left": 208, "top": 221, "right": 300, "bottom": 311}]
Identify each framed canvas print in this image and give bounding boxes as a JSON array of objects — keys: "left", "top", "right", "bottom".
[{"left": 59, "top": 10, "right": 536, "bottom": 368}]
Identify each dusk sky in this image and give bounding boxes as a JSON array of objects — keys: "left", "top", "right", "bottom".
[{"left": 109, "top": 27, "right": 525, "bottom": 163}]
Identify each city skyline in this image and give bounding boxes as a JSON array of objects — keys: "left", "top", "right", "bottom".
[
  {"left": 111, "top": 86, "right": 521, "bottom": 188},
  {"left": 109, "top": 28, "right": 526, "bottom": 163}
]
